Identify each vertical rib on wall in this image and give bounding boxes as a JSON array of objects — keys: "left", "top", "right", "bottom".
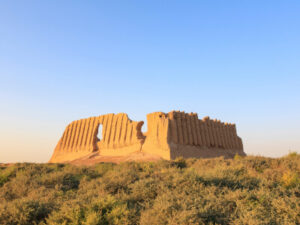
[
  {"left": 52, "top": 113, "right": 145, "bottom": 160},
  {"left": 98, "top": 113, "right": 144, "bottom": 150},
  {"left": 190, "top": 113, "right": 198, "bottom": 146},
  {"left": 166, "top": 111, "right": 243, "bottom": 151},
  {"left": 176, "top": 111, "right": 184, "bottom": 145},
  {"left": 53, "top": 116, "right": 99, "bottom": 155}
]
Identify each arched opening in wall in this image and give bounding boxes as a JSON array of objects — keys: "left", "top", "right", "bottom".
[
  {"left": 97, "top": 124, "right": 103, "bottom": 141},
  {"left": 141, "top": 120, "right": 147, "bottom": 134},
  {"left": 128, "top": 114, "right": 148, "bottom": 136},
  {"left": 139, "top": 117, "right": 147, "bottom": 137}
]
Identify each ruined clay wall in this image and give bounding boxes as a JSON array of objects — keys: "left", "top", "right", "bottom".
[
  {"left": 97, "top": 113, "right": 145, "bottom": 156},
  {"left": 143, "top": 111, "right": 245, "bottom": 160},
  {"left": 168, "top": 111, "right": 244, "bottom": 159},
  {"left": 142, "top": 112, "right": 171, "bottom": 159},
  {"left": 49, "top": 113, "right": 144, "bottom": 163},
  {"left": 49, "top": 116, "right": 100, "bottom": 163},
  {"left": 168, "top": 111, "right": 243, "bottom": 150},
  {"left": 50, "top": 111, "right": 245, "bottom": 163}
]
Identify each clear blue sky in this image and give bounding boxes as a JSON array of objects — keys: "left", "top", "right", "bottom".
[{"left": 1, "top": 1, "right": 299, "bottom": 162}]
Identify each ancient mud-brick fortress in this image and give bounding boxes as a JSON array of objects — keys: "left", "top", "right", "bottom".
[{"left": 50, "top": 111, "right": 245, "bottom": 163}]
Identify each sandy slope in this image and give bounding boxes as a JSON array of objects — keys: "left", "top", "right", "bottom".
[{"left": 69, "top": 151, "right": 164, "bottom": 165}]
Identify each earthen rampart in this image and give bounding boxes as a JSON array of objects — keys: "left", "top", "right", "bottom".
[{"left": 50, "top": 111, "right": 245, "bottom": 163}]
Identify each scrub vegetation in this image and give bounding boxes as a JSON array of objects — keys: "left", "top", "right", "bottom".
[{"left": 0, "top": 153, "right": 299, "bottom": 225}]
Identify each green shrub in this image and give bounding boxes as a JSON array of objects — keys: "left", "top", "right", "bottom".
[
  {"left": 0, "top": 155, "right": 299, "bottom": 224},
  {"left": 282, "top": 170, "right": 300, "bottom": 188},
  {"left": 61, "top": 174, "right": 80, "bottom": 191},
  {"left": 0, "top": 199, "right": 53, "bottom": 225},
  {"left": 287, "top": 151, "right": 298, "bottom": 158},
  {"left": 172, "top": 157, "right": 187, "bottom": 169}
]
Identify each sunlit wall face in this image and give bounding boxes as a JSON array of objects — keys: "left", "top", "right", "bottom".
[{"left": 0, "top": 1, "right": 300, "bottom": 162}]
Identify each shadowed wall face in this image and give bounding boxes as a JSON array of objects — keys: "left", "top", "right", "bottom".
[
  {"left": 168, "top": 111, "right": 243, "bottom": 150},
  {"left": 50, "top": 111, "right": 245, "bottom": 163},
  {"left": 142, "top": 111, "right": 244, "bottom": 160}
]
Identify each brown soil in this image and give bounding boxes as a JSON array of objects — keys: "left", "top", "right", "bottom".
[{"left": 69, "top": 151, "right": 164, "bottom": 166}]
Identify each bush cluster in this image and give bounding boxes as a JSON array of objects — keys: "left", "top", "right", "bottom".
[{"left": 0, "top": 154, "right": 299, "bottom": 224}]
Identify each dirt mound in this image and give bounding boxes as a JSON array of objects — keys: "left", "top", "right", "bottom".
[{"left": 69, "top": 151, "right": 163, "bottom": 165}]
